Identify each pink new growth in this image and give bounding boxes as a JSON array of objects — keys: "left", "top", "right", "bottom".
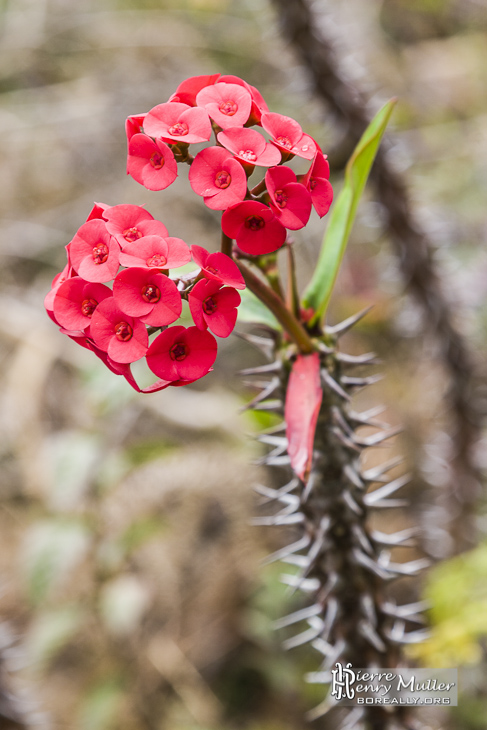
[
  {"left": 127, "top": 134, "right": 178, "bottom": 191},
  {"left": 143, "top": 102, "right": 212, "bottom": 144},
  {"left": 147, "top": 326, "right": 217, "bottom": 381},
  {"left": 221, "top": 200, "right": 286, "bottom": 255},
  {"left": 261, "top": 112, "right": 317, "bottom": 160},
  {"left": 113, "top": 267, "right": 182, "bottom": 327},
  {"left": 285, "top": 353, "right": 323, "bottom": 483},
  {"left": 265, "top": 166, "right": 312, "bottom": 230},
  {"left": 190, "top": 245, "right": 246, "bottom": 290},
  {"left": 189, "top": 147, "right": 247, "bottom": 210},
  {"left": 119, "top": 235, "right": 191, "bottom": 270},
  {"left": 189, "top": 279, "right": 240, "bottom": 338}
]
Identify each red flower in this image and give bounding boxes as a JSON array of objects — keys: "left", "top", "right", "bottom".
[
  {"left": 221, "top": 200, "right": 287, "bottom": 255},
  {"left": 146, "top": 325, "right": 217, "bottom": 381},
  {"left": 219, "top": 75, "right": 269, "bottom": 125},
  {"left": 104, "top": 204, "right": 168, "bottom": 248},
  {"left": 189, "top": 279, "right": 240, "bottom": 338},
  {"left": 217, "top": 128, "right": 281, "bottom": 170},
  {"left": 127, "top": 134, "right": 178, "bottom": 191},
  {"left": 119, "top": 235, "right": 191, "bottom": 270},
  {"left": 68, "top": 220, "right": 120, "bottom": 283},
  {"left": 261, "top": 112, "right": 316, "bottom": 160},
  {"left": 265, "top": 166, "right": 312, "bottom": 230},
  {"left": 190, "top": 245, "right": 245, "bottom": 290},
  {"left": 90, "top": 298, "right": 148, "bottom": 364},
  {"left": 125, "top": 113, "right": 146, "bottom": 142},
  {"left": 143, "top": 102, "right": 212, "bottom": 144},
  {"left": 169, "top": 74, "right": 221, "bottom": 106},
  {"left": 53, "top": 277, "right": 112, "bottom": 332},
  {"left": 113, "top": 267, "right": 182, "bottom": 327},
  {"left": 301, "top": 152, "right": 334, "bottom": 217},
  {"left": 188, "top": 146, "right": 247, "bottom": 210},
  {"left": 196, "top": 82, "right": 252, "bottom": 129},
  {"left": 86, "top": 202, "right": 109, "bottom": 222},
  {"left": 44, "top": 263, "right": 73, "bottom": 323}
]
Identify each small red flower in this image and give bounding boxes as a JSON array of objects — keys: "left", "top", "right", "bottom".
[
  {"left": 127, "top": 134, "right": 178, "bottom": 191},
  {"left": 53, "top": 277, "right": 112, "bottom": 332},
  {"left": 44, "top": 263, "right": 73, "bottom": 323},
  {"left": 261, "top": 112, "right": 317, "bottom": 160},
  {"left": 125, "top": 113, "right": 146, "bottom": 142},
  {"left": 147, "top": 325, "right": 217, "bottom": 382},
  {"left": 301, "top": 152, "right": 334, "bottom": 217},
  {"left": 86, "top": 202, "right": 109, "bottom": 222},
  {"left": 196, "top": 82, "right": 252, "bottom": 129},
  {"left": 119, "top": 235, "right": 191, "bottom": 270},
  {"left": 90, "top": 298, "right": 148, "bottom": 364},
  {"left": 169, "top": 74, "right": 221, "bottom": 106},
  {"left": 221, "top": 200, "right": 287, "bottom": 255},
  {"left": 190, "top": 245, "right": 246, "bottom": 290},
  {"left": 217, "top": 128, "right": 281, "bottom": 170},
  {"left": 113, "top": 267, "right": 182, "bottom": 327},
  {"left": 143, "top": 102, "right": 212, "bottom": 144},
  {"left": 189, "top": 279, "right": 240, "bottom": 338},
  {"left": 219, "top": 75, "right": 269, "bottom": 125},
  {"left": 265, "top": 166, "right": 312, "bottom": 230},
  {"left": 188, "top": 146, "right": 247, "bottom": 210},
  {"left": 104, "top": 204, "right": 168, "bottom": 248},
  {"left": 68, "top": 220, "right": 120, "bottom": 283}
]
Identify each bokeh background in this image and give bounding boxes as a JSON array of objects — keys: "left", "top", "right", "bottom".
[{"left": 0, "top": 0, "right": 487, "bottom": 728}]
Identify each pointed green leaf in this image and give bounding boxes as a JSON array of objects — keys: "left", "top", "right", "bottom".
[
  {"left": 237, "top": 286, "right": 282, "bottom": 330},
  {"left": 302, "top": 99, "right": 397, "bottom": 324}
]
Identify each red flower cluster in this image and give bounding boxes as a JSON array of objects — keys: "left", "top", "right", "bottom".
[
  {"left": 47, "top": 74, "right": 334, "bottom": 392},
  {"left": 46, "top": 203, "right": 245, "bottom": 393},
  {"left": 125, "top": 73, "right": 333, "bottom": 256}
]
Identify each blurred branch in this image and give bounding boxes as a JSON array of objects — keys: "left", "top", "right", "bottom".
[{"left": 271, "top": 0, "right": 484, "bottom": 553}]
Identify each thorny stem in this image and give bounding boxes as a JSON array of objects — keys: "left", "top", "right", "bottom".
[{"left": 236, "top": 259, "right": 315, "bottom": 353}]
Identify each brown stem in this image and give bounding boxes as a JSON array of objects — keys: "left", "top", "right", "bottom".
[
  {"left": 286, "top": 244, "right": 300, "bottom": 319},
  {"left": 236, "top": 260, "right": 314, "bottom": 353},
  {"left": 221, "top": 231, "right": 233, "bottom": 258}
]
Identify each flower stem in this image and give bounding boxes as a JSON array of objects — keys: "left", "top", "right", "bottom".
[
  {"left": 236, "top": 260, "right": 315, "bottom": 354},
  {"left": 221, "top": 231, "right": 233, "bottom": 257}
]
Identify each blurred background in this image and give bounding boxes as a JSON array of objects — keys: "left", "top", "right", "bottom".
[{"left": 0, "top": 0, "right": 486, "bottom": 728}]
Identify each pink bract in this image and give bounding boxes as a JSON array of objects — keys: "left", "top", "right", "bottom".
[
  {"left": 302, "top": 152, "right": 334, "bottom": 217},
  {"left": 189, "top": 278, "right": 240, "bottom": 338},
  {"left": 219, "top": 75, "right": 269, "bottom": 125},
  {"left": 127, "top": 134, "right": 178, "bottom": 191},
  {"left": 147, "top": 325, "right": 217, "bottom": 382},
  {"left": 190, "top": 245, "right": 246, "bottom": 290},
  {"left": 119, "top": 235, "right": 191, "bottom": 270},
  {"left": 68, "top": 219, "right": 121, "bottom": 283},
  {"left": 261, "top": 112, "right": 317, "bottom": 160},
  {"left": 196, "top": 82, "right": 252, "bottom": 129},
  {"left": 265, "top": 166, "right": 312, "bottom": 230},
  {"left": 169, "top": 74, "right": 221, "bottom": 106},
  {"left": 44, "top": 263, "right": 73, "bottom": 323},
  {"left": 217, "top": 127, "right": 281, "bottom": 169},
  {"left": 113, "top": 267, "right": 182, "bottom": 327},
  {"left": 221, "top": 200, "right": 287, "bottom": 255},
  {"left": 104, "top": 204, "right": 168, "bottom": 248},
  {"left": 188, "top": 146, "right": 247, "bottom": 210},
  {"left": 143, "top": 102, "right": 212, "bottom": 144},
  {"left": 125, "top": 114, "right": 146, "bottom": 142},
  {"left": 90, "top": 298, "right": 148, "bottom": 364},
  {"left": 53, "top": 277, "right": 112, "bottom": 332}
]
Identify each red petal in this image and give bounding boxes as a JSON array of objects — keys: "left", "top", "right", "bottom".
[{"left": 285, "top": 353, "right": 323, "bottom": 483}]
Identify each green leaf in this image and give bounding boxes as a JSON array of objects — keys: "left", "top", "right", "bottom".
[
  {"left": 237, "top": 287, "right": 281, "bottom": 330},
  {"left": 302, "top": 98, "right": 397, "bottom": 324}
]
